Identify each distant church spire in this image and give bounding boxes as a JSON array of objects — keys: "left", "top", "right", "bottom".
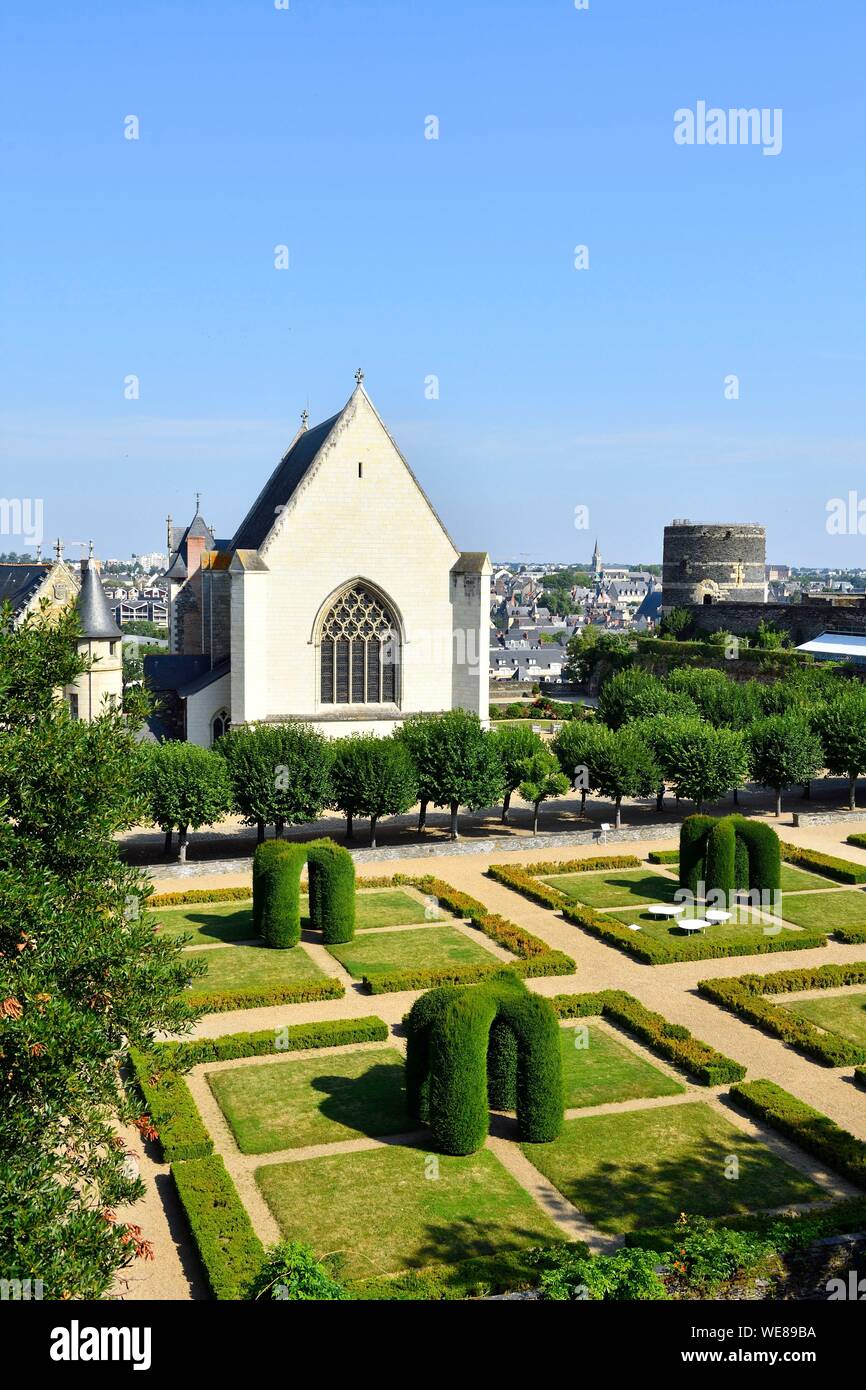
[{"left": 591, "top": 538, "right": 602, "bottom": 579}]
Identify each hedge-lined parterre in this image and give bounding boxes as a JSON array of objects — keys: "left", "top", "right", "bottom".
[
  {"left": 781, "top": 842, "right": 866, "bottom": 885},
  {"left": 698, "top": 963, "right": 866, "bottom": 1067},
  {"left": 171, "top": 1155, "right": 265, "bottom": 1300},
  {"left": 730, "top": 1079, "right": 866, "bottom": 1189}
]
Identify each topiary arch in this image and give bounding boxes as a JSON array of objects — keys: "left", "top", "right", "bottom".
[
  {"left": 404, "top": 972, "right": 563, "bottom": 1156},
  {"left": 252, "top": 837, "right": 355, "bottom": 949},
  {"left": 680, "top": 814, "right": 780, "bottom": 902}
]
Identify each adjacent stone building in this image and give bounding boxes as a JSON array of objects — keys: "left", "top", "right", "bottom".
[
  {"left": 149, "top": 377, "right": 491, "bottom": 745},
  {"left": 662, "top": 520, "right": 767, "bottom": 612}
]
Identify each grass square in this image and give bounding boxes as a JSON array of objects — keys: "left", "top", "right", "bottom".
[
  {"left": 779, "top": 864, "right": 840, "bottom": 893},
  {"left": 207, "top": 1047, "right": 408, "bottom": 1152},
  {"left": 328, "top": 924, "right": 499, "bottom": 980},
  {"left": 256, "top": 1144, "right": 563, "bottom": 1281},
  {"left": 776, "top": 889, "right": 866, "bottom": 933},
  {"left": 604, "top": 906, "right": 793, "bottom": 953},
  {"left": 540, "top": 870, "right": 679, "bottom": 909},
  {"left": 522, "top": 1101, "right": 821, "bottom": 1234},
  {"left": 157, "top": 889, "right": 443, "bottom": 946},
  {"left": 781, "top": 992, "right": 866, "bottom": 1048},
  {"left": 186, "top": 942, "right": 327, "bottom": 994},
  {"left": 560, "top": 1024, "right": 685, "bottom": 1109}
]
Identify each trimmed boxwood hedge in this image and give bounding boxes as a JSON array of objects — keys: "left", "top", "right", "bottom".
[
  {"left": 128, "top": 1048, "right": 212, "bottom": 1162},
  {"left": 171, "top": 1155, "right": 265, "bottom": 1300},
  {"left": 731, "top": 1079, "right": 866, "bottom": 1189},
  {"left": 405, "top": 972, "right": 563, "bottom": 1155},
  {"left": 363, "top": 951, "right": 575, "bottom": 995},
  {"left": 698, "top": 964, "right": 866, "bottom": 1067},
  {"left": 517, "top": 855, "right": 642, "bottom": 875},
  {"left": 550, "top": 989, "right": 746, "bottom": 1085},
  {"left": 681, "top": 814, "right": 780, "bottom": 899},
  {"left": 186, "top": 976, "right": 344, "bottom": 1013},
  {"left": 253, "top": 840, "right": 304, "bottom": 948},
  {"left": 307, "top": 839, "right": 355, "bottom": 944},
  {"left": 648, "top": 849, "right": 679, "bottom": 865},
  {"left": 846, "top": 833, "right": 866, "bottom": 853},
  {"left": 150, "top": 886, "right": 252, "bottom": 908},
  {"left": 781, "top": 841, "right": 866, "bottom": 885}
]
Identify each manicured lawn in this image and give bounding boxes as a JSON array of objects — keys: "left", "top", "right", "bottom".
[
  {"left": 157, "top": 902, "right": 256, "bottom": 946},
  {"left": 256, "top": 1143, "right": 562, "bottom": 1281},
  {"left": 775, "top": 889, "right": 866, "bottom": 933},
  {"left": 522, "top": 1101, "right": 821, "bottom": 1234},
  {"left": 779, "top": 864, "right": 839, "bottom": 893},
  {"left": 328, "top": 924, "right": 499, "bottom": 980},
  {"left": 559, "top": 1024, "right": 684, "bottom": 1108},
  {"left": 207, "top": 1048, "right": 408, "bottom": 1152},
  {"left": 604, "top": 906, "right": 796, "bottom": 951},
  {"left": 186, "top": 942, "right": 327, "bottom": 994},
  {"left": 157, "top": 888, "right": 441, "bottom": 945},
  {"left": 782, "top": 992, "right": 866, "bottom": 1048},
  {"left": 350, "top": 889, "right": 446, "bottom": 930},
  {"left": 541, "top": 870, "right": 679, "bottom": 908}
]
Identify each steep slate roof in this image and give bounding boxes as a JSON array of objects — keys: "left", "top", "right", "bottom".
[
  {"left": 77, "top": 562, "right": 123, "bottom": 640},
  {"left": 0, "top": 563, "right": 50, "bottom": 613},
  {"left": 177, "top": 657, "right": 230, "bottom": 697},
  {"left": 230, "top": 412, "right": 342, "bottom": 551},
  {"left": 165, "top": 512, "right": 217, "bottom": 580},
  {"left": 144, "top": 653, "right": 211, "bottom": 691}
]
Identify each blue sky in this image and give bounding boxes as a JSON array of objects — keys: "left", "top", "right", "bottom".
[{"left": 1, "top": 0, "right": 864, "bottom": 565}]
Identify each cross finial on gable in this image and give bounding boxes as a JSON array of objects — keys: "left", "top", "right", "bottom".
[
  {"left": 55, "top": 537, "right": 63, "bottom": 561},
  {"left": 195, "top": 491, "right": 201, "bottom": 514},
  {"left": 300, "top": 408, "right": 309, "bottom": 429},
  {"left": 354, "top": 368, "right": 364, "bottom": 386}
]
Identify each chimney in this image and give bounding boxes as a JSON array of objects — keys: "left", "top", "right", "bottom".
[{"left": 186, "top": 534, "right": 205, "bottom": 577}]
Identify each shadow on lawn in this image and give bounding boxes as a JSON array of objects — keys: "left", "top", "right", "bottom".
[
  {"left": 312, "top": 1063, "right": 410, "bottom": 1138},
  {"left": 413, "top": 1214, "right": 552, "bottom": 1267}
]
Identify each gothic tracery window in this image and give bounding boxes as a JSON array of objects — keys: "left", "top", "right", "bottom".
[{"left": 319, "top": 585, "right": 399, "bottom": 705}]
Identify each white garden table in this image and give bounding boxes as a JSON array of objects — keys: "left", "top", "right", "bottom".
[
  {"left": 678, "top": 919, "right": 709, "bottom": 935},
  {"left": 645, "top": 903, "right": 686, "bottom": 919},
  {"left": 704, "top": 909, "right": 732, "bottom": 924}
]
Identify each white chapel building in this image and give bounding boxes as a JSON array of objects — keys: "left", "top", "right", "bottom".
[{"left": 148, "top": 377, "right": 491, "bottom": 745}]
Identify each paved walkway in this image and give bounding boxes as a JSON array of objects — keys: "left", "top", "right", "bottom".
[{"left": 126, "top": 831, "right": 866, "bottom": 1299}]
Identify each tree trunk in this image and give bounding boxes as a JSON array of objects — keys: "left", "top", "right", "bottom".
[
  {"left": 346, "top": 811, "right": 354, "bottom": 840},
  {"left": 450, "top": 801, "right": 459, "bottom": 840},
  {"left": 655, "top": 784, "right": 665, "bottom": 812},
  {"left": 256, "top": 820, "right": 265, "bottom": 844},
  {"left": 802, "top": 781, "right": 811, "bottom": 800},
  {"left": 501, "top": 789, "right": 512, "bottom": 824},
  {"left": 695, "top": 800, "right": 703, "bottom": 815},
  {"left": 178, "top": 826, "right": 189, "bottom": 863},
  {"left": 850, "top": 775, "right": 858, "bottom": 811},
  {"left": 775, "top": 789, "right": 782, "bottom": 818},
  {"left": 615, "top": 797, "right": 622, "bottom": 829},
  {"left": 275, "top": 818, "right": 284, "bottom": 839},
  {"left": 732, "top": 787, "right": 739, "bottom": 806},
  {"left": 580, "top": 788, "right": 587, "bottom": 816},
  {"left": 418, "top": 799, "right": 428, "bottom": 833},
  {"left": 370, "top": 814, "right": 378, "bottom": 848},
  {"left": 163, "top": 829, "right": 173, "bottom": 856},
  {"left": 532, "top": 802, "right": 540, "bottom": 835}
]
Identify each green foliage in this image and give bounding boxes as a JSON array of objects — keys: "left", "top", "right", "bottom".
[
  {"left": 405, "top": 973, "right": 563, "bottom": 1154},
  {"left": 563, "top": 627, "right": 632, "bottom": 685},
  {"left": 328, "top": 733, "right": 416, "bottom": 844},
  {"left": 583, "top": 725, "right": 660, "bottom": 825},
  {"left": 679, "top": 814, "right": 780, "bottom": 898},
  {"left": 253, "top": 841, "right": 304, "bottom": 948},
  {"left": 217, "top": 722, "right": 332, "bottom": 835},
  {"left": 782, "top": 841, "right": 866, "bottom": 884},
  {"left": 128, "top": 1049, "right": 212, "bottom": 1162},
  {"left": 186, "top": 976, "right": 344, "bottom": 1013},
  {"left": 171, "top": 1156, "right": 265, "bottom": 1300},
  {"left": 536, "top": 1244, "right": 668, "bottom": 1300},
  {"left": 517, "top": 747, "right": 570, "bottom": 831},
  {"left": 647, "top": 848, "right": 679, "bottom": 864},
  {"left": 655, "top": 720, "right": 748, "bottom": 810},
  {"left": 0, "top": 602, "right": 202, "bottom": 1298},
  {"left": 664, "top": 1216, "right": 773, "bottom": 1293},
  {"left": 815, "top": 686, "right": 866, "bottom": 808},
  {"left": 731, "top": 1079, "right": 866, "bottom": 1188},
  {"left": 247, "top": 1241, "right": 346, "bottom": 1300},
  {"left": 658, "top": 606, "right": 693, "bottom": 640},
  {"left": 364, "top": 951, "right": 575, "bottom": 995},
  {"left": 307, "top": 839, "right": 355, "bottom": 944},
  {"left": 423, "top": 710, "right": 505, "bottom": 837},
  {"left": 489, "top": 722, "right": 545, "bottom": 820},
  {"left": 748, "top": 713, "right": 824, "bottom": 814},
  {"left": 143, "top": 740, "right": 233, "bottom": 859},
  {"left": 597, "top": 668, "right": 697, "bottom": 730}
]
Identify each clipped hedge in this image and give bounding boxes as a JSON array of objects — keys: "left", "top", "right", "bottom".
[
  {"left": 152, "top": 1016, "right": 389, "bottom": 1070},
  {"left": 846, "top": 833, "right": 866, "bottom": 852},
  {"left": 780, "top": 842, "right": 866, "bottom": 885},
  {"left": 731, "top": 1079, "right": 866, "bottom": 1189},
  {"left": 681, "top": 814, "right": 780, "bottom": 899},
  {"left": 517, "top": 855, "right": 642, "bottom": 875},
  {"left": 698, "top": 964, "right": 866, "bottom": 1067},
  {"left": 393, "top": 872, "right": 574, "bottom": 967},
  {"left": 551, "top": 990, "right": 746, "bottom": 1086},
  {"left": 128, "top": 1048, "right": 212, "bottom": 1162},
  {"left": 171, "top": 1155, "right": 265, "bottom": 1299},
  {"left": 405, "top": 972, "right": 563, "bottom": 1155},
  {"left": 307, "top": 839, "right": 355, "bottom": 944},
  {"left": 150, "top": 887, "right": 252, "bottom": 908},
  {"left": 186, "top": 976, "right": 344, "bottom": 1013},
  {"left": 648, "top": 849, "right": 679, "bottom": 865},
  {"left": 364, "top": 951, "right": 575, "bottom": 995},
  {"left": 253, "top": 840, "right": 304, "bottom": 948}
]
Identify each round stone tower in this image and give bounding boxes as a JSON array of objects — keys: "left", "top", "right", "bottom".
[{"left": 662, "top": 520, "right": 767, "bottom": 612}]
